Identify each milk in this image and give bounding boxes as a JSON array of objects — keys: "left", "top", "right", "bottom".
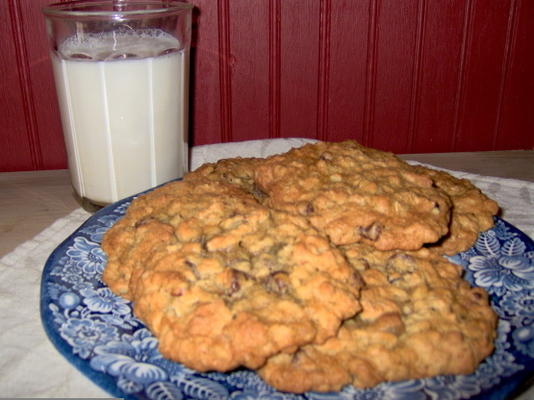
[{"left": 51, "top": 29, "right": 189, "bottom": 205}]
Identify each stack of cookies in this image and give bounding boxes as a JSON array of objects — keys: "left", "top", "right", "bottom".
[{"left": 102, "top": 140, "right": 499, "bottom": 393}]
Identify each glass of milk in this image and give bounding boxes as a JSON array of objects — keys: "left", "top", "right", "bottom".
[{"left": 43, "top": 0, "right": 193, "bottom": 209}]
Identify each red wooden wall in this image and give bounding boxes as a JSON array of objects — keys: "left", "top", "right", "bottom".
[{"left": 1, "top": 0, "right": 533, "bottom": 172}]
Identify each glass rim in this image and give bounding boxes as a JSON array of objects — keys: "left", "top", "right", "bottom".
[{"left": 42, "top": 0, "right": 194, "bottom": 18}]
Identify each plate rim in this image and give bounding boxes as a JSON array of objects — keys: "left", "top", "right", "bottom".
[{"left": 40, "top": 197, "right": 135, "bottom": 399}]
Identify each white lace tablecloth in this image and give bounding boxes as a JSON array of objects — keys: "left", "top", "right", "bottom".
[{"left": 1, "top": 138, "right": 533, "bottom": 398}]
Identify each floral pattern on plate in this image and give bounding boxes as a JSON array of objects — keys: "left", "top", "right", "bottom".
[{"left": 41, "top": 196, "right": 534, "bottom": 400}]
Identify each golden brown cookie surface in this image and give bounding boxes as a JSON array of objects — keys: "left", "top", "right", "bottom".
[
  {"left": 412, "top": 165, "right": 499, "bottom": 255},
  {"left": 258, "top": 244, "right": 497, "bottom": 393},
  {"left": 254, "top": 141, "right": 452, "bottom": 250},
  {"left": 185, "top": 156, "right": 263, "bottom": 194},
  {"left": 102, "top": 139, "right": 500, "bottom": 391},
  {"left": 102, "top": 178, "right": 362, "bottom": 372}
]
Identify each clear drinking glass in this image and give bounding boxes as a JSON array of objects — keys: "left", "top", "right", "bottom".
[{"left": 43, "top": 0, "right": 193, "bottom": 210}]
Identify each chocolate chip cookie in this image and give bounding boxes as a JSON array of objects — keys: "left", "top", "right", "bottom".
[
  {"left": 102, "top": 139, "right": 499, "bottom": 391},
  {"left": 412, "top": 165, "right": 499, "bottom": 255},
  {"left": 185, "top": 156, "right": 261, "bottom": 191},
  {"left": 254, "top": 141, "right": 452, "bottom": 250},
  {"left": 258, "top": 244, "right": 497, "bottom": 392},
  {"left": 102, "top": 178, "right": 362, "bottom": 372}
]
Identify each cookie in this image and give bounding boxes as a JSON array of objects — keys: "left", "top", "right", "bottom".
[
  {"left": 102, "top": 139, "right": 499, "bottom": 390},
  {"left": 254, "top": 141, "right": 452, "bottom": 250},
  {"left": 102, "top": 178, "right": 362, "bottom": 372},
  {"left": 412, "top": 165, "right": 499, "bottom": 255},
  {"left": 185, "top": 156, "right": 264, "bottom": 195},
  {"left": 258, "top": 244, "right": 497, "bottom": 393}
]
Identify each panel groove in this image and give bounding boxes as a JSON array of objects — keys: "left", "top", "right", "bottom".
[
  {"left": 408, "top": 0, "right": 427, "bottom": 151},
  {"left": 217, "top": 0, "right": 233, "bottom": 142},
  {"left": 268, "top": 0, "right": 281, "bottom": 139},
  {"left": 451, "top": 0, "right": 475, "bottom": 151},
  {"left": 363, "top": 0, "right": 379, "bottom": 147},
  {"left": 7, "top": 0, "right": 43, "bottom": 170},
  {"left": 493, "top": 0, "right": 520, "bottom": 149},
  {"left": 316, "top": 0, "right": 331, "bottom": 141}
]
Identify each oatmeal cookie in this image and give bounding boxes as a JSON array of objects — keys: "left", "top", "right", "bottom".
[
  {"left": 185, "top": 157, "right": 264, "bottom": 195},
  {"left": 102, "top": 178, "right": 362, "bottom": 372},
  {"left": 412, "top": 165, "right": 499, "bottom": 255},
  {"left": 254, "top": 141, "right": 452, "bottom": 250},
  {"left": 258, "top": 244, "right": 497, "bottom": 393}
]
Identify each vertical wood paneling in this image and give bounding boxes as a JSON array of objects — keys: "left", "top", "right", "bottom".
[
  {"left": 0, "top": 0, "right": 34, "bottom": 171},
  {"left": 407, "top": 0, "right": 427, "bottom": 152},
  {"left": 362, "top": 0, "right": 379, "bottom": 147},
  {"left": 363, "top": 0, "right": 381, "bottom": 146},
  {"left": 217, "top": 0, "right": 233, "bottom": 142},
  {"left": 268, "top": 0, "right": 281, "bottom": 139},
  {"left": 412, "top": 0, "right": 468, "bottom": 153},
  {"left": 494, "top": 0, "right": 519, "bottom": 150},
  {"left": 279, "top": 0, "right": 321, "bottom": 139},
  {"left": 371, "top": 0, "right": 419, "bottom": 153},
  {"left": 21, "top": 0, "right": 67, "bottom": 169},
  {"left": 189, "top": 0, "right": 223, "bottom": 145},
  {"left": 325, "top": 0, "right": 369, "bottom": 143},
  {"left": 5, "top": 0, "right": 43, "bottom": 170},
  {"left": 1, "top": 0, "right": 532, "bottom": 172},
  {"left": 494, "top": 0, "right": 534, "bottom": 150},
  {"left": 316, "top": 0, "right": 331, "bottom": 141},
  {"left": 450, "top": 0, "right": 474, "bottom": 151},
  {"left": 452, "top": 0, "right": 511, "bottom": 151},
  {"left": 228, "top": 0, "right": 270, "bottom": 142}
]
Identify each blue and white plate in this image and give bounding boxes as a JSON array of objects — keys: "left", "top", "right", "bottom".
[{"left": 40, "top": 194, "right": 534, "bottom": 400}]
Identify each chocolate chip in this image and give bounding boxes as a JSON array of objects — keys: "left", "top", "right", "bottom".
[
  {"left": 268, "top": 242, "right": 287, "bottom": 256},
  {"left": 200, "top": 235, "right": 208, "bottom": 251},
  {"left": 226, "top": 269, "right": 252, "bottom": 296},
  {"left": 291, "top": 350, "right": 303, "bottom": 364},
  {"left": 351, "top": 270, "right": 365, "bottom": 287},
  {"left": 185, "top": 260, "right": 201, "bottom": 280},
  {"left": 358, "top": 222, "right": 383, "bottom": 241},
  {"left": 263, "top": 271, "right": 290, "bottom": 295},
  {"left": 298, "top": 202, "right": 315, "bottom": 216},
  {"left": 251, "top": 184, "right": 268, "bottom": 201},
  {"left": 229, "top": 277, "right": 240, "bottom": 295}
]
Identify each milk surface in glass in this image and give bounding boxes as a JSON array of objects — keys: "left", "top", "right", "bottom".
[{"left": 52, "top": 29, "right": 189, "bottom": 205}]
